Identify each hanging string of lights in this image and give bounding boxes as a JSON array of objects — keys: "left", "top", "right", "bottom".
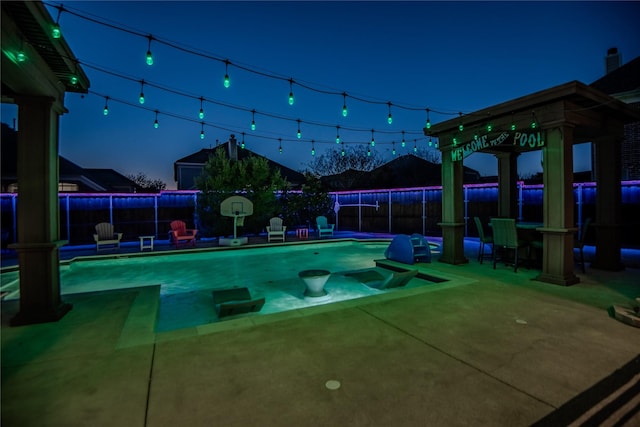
[
  {"left": 44, "top": 1, "right": 468, "bottom": 122},
  {"left": 76, "top": 59, "right": 426, "bottom": 140},
  {"left": 88, "top": 89, "right": 429, "bottom": 154}
]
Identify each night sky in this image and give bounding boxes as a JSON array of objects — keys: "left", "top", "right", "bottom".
[{"left": 2, "top": 1, "right": 639, "bottom": 189}]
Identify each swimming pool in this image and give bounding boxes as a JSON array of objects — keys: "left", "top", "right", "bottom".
[{"left": 1, "top": 240, "right": 441, "bottom": 331}]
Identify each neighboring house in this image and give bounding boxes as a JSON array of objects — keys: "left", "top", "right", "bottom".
[
  {"left": 590, "top": 50, "right": 640, "bottom": 180},
  {"left": 174, "top": 134, "right": 306, "bottom": 190},
  {"left": 321, "top": 154, "right": 481, "bottom": 191},
  {"left": 1, "top": 122, "right": 140, "bottom": 193}
]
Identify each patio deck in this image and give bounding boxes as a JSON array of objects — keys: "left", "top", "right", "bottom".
[{"left": 1, "top": 234, "right": 639, "bottom": 426}]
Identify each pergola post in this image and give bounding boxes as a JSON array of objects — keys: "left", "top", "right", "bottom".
[
  {"left": 535, "top": 125, "right": 579, "bottom": 285},
  {"left": 9, "top": 95, "right": 71, "bottom": 325},
  {"left": 438, "top": 150, "right": 468, "bottom": 265},
  {"left": 591, "top": 134, "right": 624, "bottom": 270},
  {"left": 496, "top": 152, "right": 519, "bottom": 218}
]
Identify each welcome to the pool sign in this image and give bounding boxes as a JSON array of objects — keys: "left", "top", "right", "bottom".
[{"left": 450, "top": 131, "right": 545, "bottom": 161}]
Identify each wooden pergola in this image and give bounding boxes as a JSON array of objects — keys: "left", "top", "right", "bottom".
[
  {"left": 427, "top": 81, "right": 640, "bottom": 285},
  {"left": 2, "top": 1, "right": 89, "bottom": 324}
]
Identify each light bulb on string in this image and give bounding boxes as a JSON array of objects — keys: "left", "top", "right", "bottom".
[
  {"left": 336, "top": 125, "right": 340, "bottom": 144},
  {"left": 70, "top": 75, "right": 78, "bottom": 85},
  {"left": 453, "top": 137, "right": 457, "bottom": 146},
  {"left": 153, "top": 110, "right": 159, "bottom": 129},
  {"left": 288, "top": 79, "right": 295, "bottom": 105},
  {"left": 435, "top": 139, "right": 439, "bottom": 149},
  {"left": 474, "top": 132, "right": 478, "bottom": 141},
  {"left": 200, "top": 122, "right": 205, "bottom": 140},
  {"left": 414, "top": 139, "right": 418, "bottom": 153},
  {"left": 341, "top": 142, "right": 345, "bottom": 157},
  {"left": 241, "top": 132, "right": 246, "bottom": 149},
  {"left": 370, "top": 129, "right": 375, "bottom": 147},
  {"left": 311, "top": 140, "right": 315, "bottom": 156},
  {"left": 223, "top": 60, "right": 231, "bottom": 88},
  {"left": 486, "top": 122, "right": 492, "bottom": 132},
  {"left": 145, "top": 35, "right": 153, "bottom": 66},
  {"left": 342, "top": 92, "right": 348, "bottom": 117},
  {"left": 401, "top": 130, "right": 406, "bottom": 147},
  {"left": 510, "top": 112, "right": 516, "bottom": 131},
  {"left": 458, "top": 112, "right": 464, "bottom": 131},
  {"left": 392, "top": 141, "right": 396, "bottom": 156},
  {"left": 250, "top": 109, "right": 256, "bottom": 131},
  {"left": 139, "top": 80, "right": 145, "bottom": 104},
  {"left": 387, "top": 102, "right": 393, "bottom": 125},
  {"left": 296, "top": 119, "right": 301, "bottom": 139},
  {"left": 198, "top": 97, "right": 205, "bottom": 119},
  {"left": 425, "top": 108, "right": 431, "bottom": 129},
  {"left": 278, "top": 138, "right": 282, "bottom": 154},
  {"left": 531, "top": 111, "right": 537, "bottom": 129},
  {"left": 103, "top": 96, "right": 109, "bottom": 116},
  {"left": 16, "top": 50, "right": 26, "bottom": 62},
  {"left": 429, "top": 137, "right": 433, "bottom": 147},
  {"left": 52, "top": 6, "right": 62, "bottom": 39},
  {"left": 367, "top": 146, "right": 371, "bottom": 157}
]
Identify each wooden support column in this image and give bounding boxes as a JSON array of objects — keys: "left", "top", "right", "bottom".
[
  {"left": 9, "top": 95, "right": 71, "bottom": 325},
  {"left": 591, "top": 134, "right": 624, "bottom": 271},
  {"left": 496, "top": 152, "right": 519, "bottom": 218},
  {"left": 535, "top": 125, "right": 579, "bottom": 286},
  {"left": 438, "top": 149, "right": 468, "bottom": 265}
]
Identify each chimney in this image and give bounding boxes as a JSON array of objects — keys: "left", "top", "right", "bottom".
[
  {"left": 228, "top": 134, "right": 238, "bottom": 161},
  {"left": 605, "top": 47, "right": 621, "bottom": 74}
]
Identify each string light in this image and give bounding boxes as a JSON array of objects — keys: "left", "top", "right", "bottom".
[
  {"left": 198, "top": 97, "right": 205, "bottom": 119},
  {"left": 429, "top": 137, "right": 433, "bottom": 147},
  {"left": 370, "top": 129, "right": 375, "bottom": 147},
  {"left": 241, "top": 132, "right": 246, "bottom": 149},
  {"left": 103, "top": 96, "right": 109, "bottom": 115},
  {"left": 510, "top": 112, "right": 516, "bottom": 131},
  {"left": 223, "top": 59, "right": 230, "bottom": 88},
  {"left": 531, "top": 111, "right": 537, "bottom": 129},
  {"left": 414, "top": 139, "right": 418, "bottom": 153},
  {"left": 474, "top": 132, "right": 478, "bottom": 141},
  {"left": 146, "top": 35, "right": 153, "bottom": 66},
  {"left": 153, "top": 110, "right": 159, "bottom": 128},
  {"left": 250, "top": 109, "right": 256, "bottom": 130},
  {"left": 392, "top": 141, "right": 396, "bottom": 156},
  {"left": 486, "top": 122, "right": 493, "bottom": 132},
  {"left": 311, "top": 139, "right": 315, "bottom": 156},
  {"left": 387, "top": 102, "right": 393, "bottom": 125},
  {"left": 367, "top": 146, "right": 371, "bottom": 157},
  {"left": 342, "top": 92, "right": 348, "bottom": 117},
  {"left": 288, "top": 79, "right": 295, "bottom": 106},
  {"left": 341, "top": 142, "right": 345, "bottom": 156},
  {"left": 401, "top": 130, "right": 406, "bottom": 147},
  {"left": 139, "top": 80, "right": 145, "bottom": 104},
  {"left": 52, "top": 6, "right": 62, "bottom": 39},
  {"left": 453, "top": 137, "right": 457, "bottom": 146},
  {"left": 16, "top": 50, "right": 26, "bottom": 62},
  {"left": 336, "top": 125, "right": 340, "bottom": 144},
  {"left": 458, "top": 112, "right": 464, "bottom": 131},
  {"left": 278, "top": 138, "right": 282, "bottom": 154},
  {"left": 200, "top": 122, "right": 205, "bottom": 139},
  {"left": 70, "top": 75, "right": 78, "bottom": 85},
  {"left": 425, "top": 109, "right": 431, "bottom": 129},
  {"left": 296, "top": 119, "right": 302, "bottom": 139},
  {"left": 435, "top": 140, "right": 439, "bottom": 149}
]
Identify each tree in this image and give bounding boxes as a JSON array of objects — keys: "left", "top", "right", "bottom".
[
  {"left": 127, "top": 172, "right": 167, "bottom": 192},
  {"left": 305, "top": 145, "right": 384, "bottom": 176},
  {"left": 194, "top": 150, "right": 289, "bottom": 237},
  {"left": 412, "top": 147, "right": 442, "bottom": 164},
  {"left": 281, "top": 172, "right": 334, "bottom": 227}
]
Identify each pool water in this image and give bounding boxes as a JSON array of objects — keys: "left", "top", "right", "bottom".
[{"left": 1, "top": 241, "right": 439, "bottom": 331}]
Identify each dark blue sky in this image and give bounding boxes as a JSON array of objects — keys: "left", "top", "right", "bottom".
[{"left": 3, "top": 1, "right": 639, "bottom": 189}]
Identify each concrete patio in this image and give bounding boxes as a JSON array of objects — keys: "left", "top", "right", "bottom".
[{"left": 1, "top": 237, "right": 639, "bottom": 426}]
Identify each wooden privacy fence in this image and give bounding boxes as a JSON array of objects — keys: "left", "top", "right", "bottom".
[{"left": 1, "top": 181, "right": 639, "bottom": 246}]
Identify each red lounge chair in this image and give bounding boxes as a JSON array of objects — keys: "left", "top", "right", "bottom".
[{"left": 169, "top": 220, "right": 198, "bottom": 249}]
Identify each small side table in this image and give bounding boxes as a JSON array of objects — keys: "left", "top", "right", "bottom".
[
  {"left": 296, "top": 228, "right": 309, "bottom": 240},
  {"left": 139, "top": 235, "right": 155, "bottom": 251}
]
